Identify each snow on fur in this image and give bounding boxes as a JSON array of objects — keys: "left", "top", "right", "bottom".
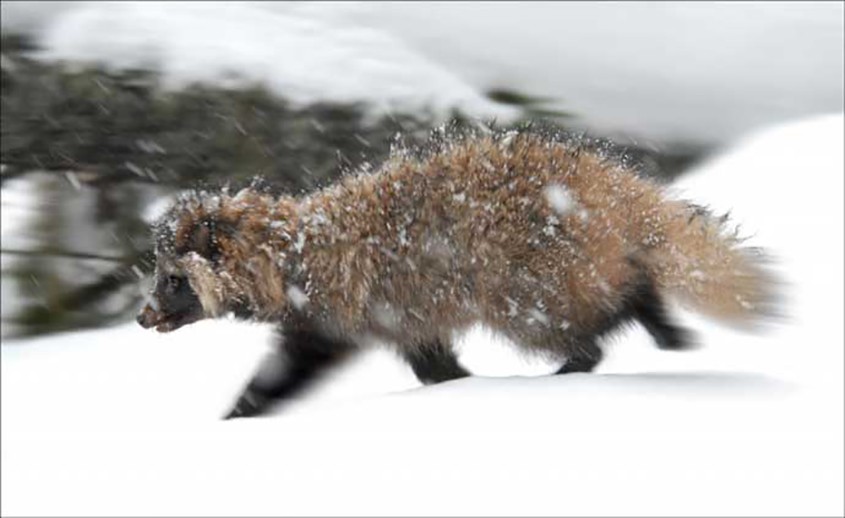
[{"left": 150, "top": 129, "right": 778, "bottom": 359}]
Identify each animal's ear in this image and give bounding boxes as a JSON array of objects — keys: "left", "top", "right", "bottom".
[
  {"left": 182, "top": 218, "right": 226, "bottom": 264},
  {"left": 188, "top": 223, "right": 212, "bottom": 258}
]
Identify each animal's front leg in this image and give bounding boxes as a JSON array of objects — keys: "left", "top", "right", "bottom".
[
  {"left": 556, "top": 337, "right": 604, "bottom": 374},
  {"left": 224, "top": 328, "right": 355, "bottom": 419},
  {"left": 402, "top": 338, "right": 471, "bottom": 385}
]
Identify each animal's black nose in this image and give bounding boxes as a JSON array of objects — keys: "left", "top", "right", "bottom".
[{"left": 136, "top": 304, "right": 158, "bottom": 329}]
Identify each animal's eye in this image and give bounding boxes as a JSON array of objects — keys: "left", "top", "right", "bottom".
[{"left": 167, "top": 275, "right": 183, "bottom": 291}]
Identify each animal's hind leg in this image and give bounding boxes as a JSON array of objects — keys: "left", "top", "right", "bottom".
[
  {"left": 402, "top": 338, "right": 471, "bottom": 385},
  {"left": 556, "top": 337, "right": 604, "bottom": 374},
  {"left": 631, "top": 282, "right": 694, "bottom": 350},
  {"left": 224, "top": 327, "right": 355, "bottom": 419}
]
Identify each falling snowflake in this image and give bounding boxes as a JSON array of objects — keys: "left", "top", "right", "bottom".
[
  {"left": 544, "top": 184, "right": 577, "bottom": 215},
  {"left": 286, "top": 285, "right": 309, "bottom": 310}
]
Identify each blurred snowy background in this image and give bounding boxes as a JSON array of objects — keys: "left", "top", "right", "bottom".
[{"left": 1, "top": 2, "right": 843, "bottom": 516}]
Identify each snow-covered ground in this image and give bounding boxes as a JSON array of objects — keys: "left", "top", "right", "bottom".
[
  {"left": 2, "top": 114, "right": 843, "bottom": 516},
  {"left": 2, "top": 2, "right": 842, "bottom": 144}
]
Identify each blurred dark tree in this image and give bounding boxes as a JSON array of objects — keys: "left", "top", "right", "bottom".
[{"left": 0, "top": 33, "right": 705, "bottom": 339}]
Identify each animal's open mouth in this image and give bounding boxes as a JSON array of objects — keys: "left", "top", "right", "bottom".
[
  {"left": 137, "top": 304, "right": 202, "bottom": 333},
  {"left": 154, "top": 312, "right": 202, "bottom": 333}
]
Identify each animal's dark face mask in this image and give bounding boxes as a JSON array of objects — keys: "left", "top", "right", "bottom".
[
  {"left": 138, "top": 196, "right": 236, "bottom": 332},
  {"left": 137, "top": 271, "right": 205, "bottom": 333}
]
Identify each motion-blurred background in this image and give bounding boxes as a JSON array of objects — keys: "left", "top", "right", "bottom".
[{"left": 1, "top": 1, "right": 842, "bottom": 339}]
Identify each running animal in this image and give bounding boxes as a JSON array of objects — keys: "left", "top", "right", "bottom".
[{"left": 137, "top": 130, "right": 777, "bottom": 419}]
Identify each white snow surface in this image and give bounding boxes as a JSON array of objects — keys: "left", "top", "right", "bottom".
[
  {"left": 2, "top": 114, "right": 843, "bottom": 515},
  {"left": 2, "top": 2, "right": 842, "bottom": 144}
]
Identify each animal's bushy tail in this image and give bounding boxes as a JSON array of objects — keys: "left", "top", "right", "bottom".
[{"left": 643, "top": 200, "right": 781, "bottom": 327}]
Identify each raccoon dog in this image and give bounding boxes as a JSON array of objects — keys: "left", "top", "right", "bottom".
[{"left": 137, "top": 130, "right": 777, "bottom": 419}]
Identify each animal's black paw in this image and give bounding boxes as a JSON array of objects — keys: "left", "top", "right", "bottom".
[
  {"left": 556, "top": 356, "right": 600, "bottom": 375},
  {"left": 653, "top": 325, "right": 697, "bottom": 351},
  {"left": 222, "top": 390, "right": 268, "bottom": 420}
]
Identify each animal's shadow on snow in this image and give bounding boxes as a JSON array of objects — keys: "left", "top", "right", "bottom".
[{"left": 393, "top": 371, "right": 793, "bottom": 399}]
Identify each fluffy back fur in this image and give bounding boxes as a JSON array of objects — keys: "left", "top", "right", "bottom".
[{"left": 154, "top": 130, "right": 777, "bottom": 359}]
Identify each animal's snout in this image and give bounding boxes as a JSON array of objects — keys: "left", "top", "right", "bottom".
[{"left": 136, "top": 303, "right": 160, "bottom": 329}]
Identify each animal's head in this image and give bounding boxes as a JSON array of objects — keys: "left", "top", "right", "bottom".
[
  {"left": 137, "top": 189, "right": 296, "bottom": 332},
  {"left": 136, "top": 193, "right": 224, "bottom": 332},
  {"left": 136, "top": 263, "right": 204, "bottom": 333}
]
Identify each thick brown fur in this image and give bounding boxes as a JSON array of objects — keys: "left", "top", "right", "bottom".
[{"left": 149, "top": 129, "right": 777, "bottom": 364}]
